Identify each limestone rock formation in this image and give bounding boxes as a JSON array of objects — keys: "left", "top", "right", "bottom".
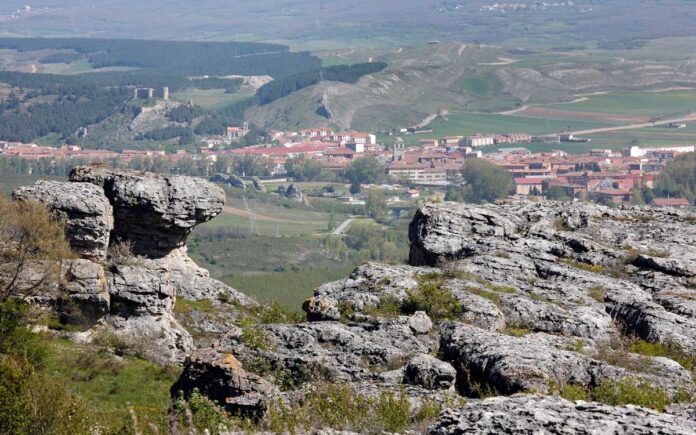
[
  {"left": 210, "top": 174, "right": 266, "bottom": 193},
  {"left": 172, "top": 200, "right": 696, "bottom": 431},
  {"left": 70, "top": 166, "right": 224, "bottom": 257},
  {"left": 429, "top": 395, "right": 696, "bottom": 435},
  {"left": 277, "top": 183, "right": 307, "bottom": 203},
  {"left": 13, "top": 180, "right": 113, "bottom": 260},
  {"left": 171, "top": 349, "right": 278, "bottom": 419},
  {"left": 13, "top": 167, "right": 250, "bottom": 364}
]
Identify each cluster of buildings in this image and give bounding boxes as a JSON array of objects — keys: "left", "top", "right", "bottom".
[
  {"left": 2, "top": 127, "right": 694, "bottom": 207},
  {"left": 500, "top": 145, "right": 695, "bottom": 206}
]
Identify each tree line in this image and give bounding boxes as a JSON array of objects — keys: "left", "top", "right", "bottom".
[
  {"left": 0, "top": 38, "right": 320, "bottom": 79},
  {"left": 256, "top": 62, "right": 388, "bottom": 105}
]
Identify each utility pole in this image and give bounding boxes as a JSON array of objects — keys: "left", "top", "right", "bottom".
[{"left": 243, "top": 196, "right": 259, "bottom": 236}]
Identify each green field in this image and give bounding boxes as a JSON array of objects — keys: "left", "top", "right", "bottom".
[
  {"left": 171, "top": 88, "right": 254, "bottom": 110},
  {"left": 380, "top": 112, "right": 616, "bottom": 145},
  {"left": 545, "top": 91, "right": 696, "bottom": 117},
  {"left": 221, "top": 266, "right": 356, "bottom": 309}
]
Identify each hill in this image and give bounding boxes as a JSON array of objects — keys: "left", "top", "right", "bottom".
[{"left": 246, "top": 42, "right": 696, "bottom": 132}]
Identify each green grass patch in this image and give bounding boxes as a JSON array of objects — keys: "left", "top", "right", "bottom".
[
  {"left": 544, "top": 90, "right": 696, "bottom": 117},
  {"left": 39, "top": 337, "right": 180, "bottom": 432},
  {"left": 628, "top": 340, "right": 695, "bottom": 370},
  {"left": 222, "top": 266, "right": 356, "bottom": 310}
]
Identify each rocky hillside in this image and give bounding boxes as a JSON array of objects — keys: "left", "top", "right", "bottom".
[
  {"left": 173, "top": 200, "right": 696, "bottom": 432},
  {"left": 6, "top": 170, "right": 696, "bottom": 433}
]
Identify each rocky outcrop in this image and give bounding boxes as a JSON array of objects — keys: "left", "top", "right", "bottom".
[
  {"left": 13, "top": 180, "right": 113, "bottom": 260},
  {"left": 277, "top": 183, "right": 307, "bottom": 204},
  {"left": 409, "top": 202, "right": 696, "bottom": 352},
  {"left": 429, "top": 395, "right": 696, "bottom": 435},
  {"left": 170, "top": 200, "right": 696, "bottom": 431},
  {"left": 14, "top": 167, "right": 251, "bottom": 364},
  {"left": 70, "top": 166, "right": 224, "bottom": 257},
  {"left": 171, "top": 349, "right": 278, "bottom": 419},
  {"left": 403, "top": 354, "right": 456, "bottom": 390},
  {"left": 210, "top": 174, "right": 267, "bottom": 193}
]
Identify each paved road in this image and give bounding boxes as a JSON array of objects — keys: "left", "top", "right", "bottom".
[{"left": 332, "top": 218, "right": 355, "bottom": 236}]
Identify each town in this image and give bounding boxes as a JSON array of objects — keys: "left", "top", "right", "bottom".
[{"left": 2, "top": 126, "right": 693, "bottom": 208}]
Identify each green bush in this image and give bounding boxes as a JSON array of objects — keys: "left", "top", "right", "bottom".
[
  {"left": 628, "top": 340, "right": 695, "bottom": 370},
  {"left": 173, "top": 389, "right": 233, "bottom": 435},
  {"left": 402, "top": 279, "right": 463, "bottom": 321},
  {"left": 592, "top": 378, "right": 672, "bottom": 411}
]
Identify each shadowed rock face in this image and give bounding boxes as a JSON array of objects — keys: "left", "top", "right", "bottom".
[
  {"left": 70, "top": 166, "right": 225, "bottom": 257},
  {"left": 13, "top": 180, "right": 114, "bottom": 260}
]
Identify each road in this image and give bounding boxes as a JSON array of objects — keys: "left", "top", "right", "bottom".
[
  {"left": 332, "top": 218, "right": 355, "bottom": 236},
  {"left": 539, "top": 112, "right": 696, "bottom": 138}
]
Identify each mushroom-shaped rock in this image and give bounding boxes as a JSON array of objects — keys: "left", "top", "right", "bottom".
[
  {"left": 403, "top": 354, "right": 456, "bottom": 390},
  {"left": 70, "top": 166, "right": 224, "bottom": 257},
  {"left": 171, "top": 349, "right": 277, "bottom": 420},
  {"left": 13, "top": 180, "right": 113, "bottom": 260}
]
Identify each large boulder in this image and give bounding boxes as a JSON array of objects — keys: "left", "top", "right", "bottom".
[
  {"left": 171, "top": 349, "right": 277, "bottom": 420},
  {"left": 429, "top": 395, "right": 696, "bottom": 435},
  {"left": 277, "top": 183, "right": 307, "bottom": 204},
  {"left": 71, "top": 166, "right": 224, "bottom": 257},
  {"left": 13, "top": 180, "right": 113, "bottom": 260}
]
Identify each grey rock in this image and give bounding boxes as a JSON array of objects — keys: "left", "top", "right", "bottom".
[
  {"left": 403, "top": 353, "right": 456, "bottom": 390},
  {"left": 439, "top": 322, "right": 693, "bottom": 396},
  {"left": 429, "top": 395, "right": 696, "bottom": 435},
  {"left": 13, "top": 180, "right": 113, "bottom": 260},
  {"left": 171, "top": 349, "right": 278, "bottom": 420},
  {"left": 219, "top": 317, "right": 438, "bottom": 384},
  {"left": 277, "top": 183, "right": 307, "bottom": 204},
  {"left": 408, "top": 311, "right": 434, "bottom": 334},
  {"left": 71, "top": 166, "right": 224, "bottom": 257},
  {"left": 59, "top": 259, "right": 110, "bottom": 323}
]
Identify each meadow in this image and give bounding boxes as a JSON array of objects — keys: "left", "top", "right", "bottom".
[
  {"left": 543, "top": 90, "right": 696, "bottom": 117},
  {"left": 380, "top": 112, "right": 617, "bottom": 145}
]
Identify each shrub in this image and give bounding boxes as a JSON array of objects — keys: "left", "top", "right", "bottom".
[
  {"left": 173, "top": 389, "right": 233, "bottom": 435},
  {"left": 588, "top": 286, "right": 606, "bottom": 302},
  {"left": 560, "top": 259, "right": 605, "bottom": 274},
  {"left": 628, "top": 340, "right": 695, "bottom": 370},
  {"left": 592, "top": 377, "right": 672, "bottom": 411},
  {"left": 402, "top": 279, "right": 463, "bottom": 321}
]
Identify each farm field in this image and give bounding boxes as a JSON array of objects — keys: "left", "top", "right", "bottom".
[
  {"left": 542, "top": 90, "right": 696, "bottom": 117},
  {"left": 381, "top": 112, "right": 617, "bottom": 145}
]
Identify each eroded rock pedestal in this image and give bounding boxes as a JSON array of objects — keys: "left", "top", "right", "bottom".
[{"left": 13, "top": 166, "right": 254, "bottom": 364}]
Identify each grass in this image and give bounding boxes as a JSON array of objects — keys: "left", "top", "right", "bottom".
[
  {"left": 221, "top": 266, "right": 356, "bottom": 309},
  {"left": 171, "top": 88, "right": 255, "bottom": 110},
  {"left": 544, "top": 90, "right": 696, "bottom": 117},
  {"left": 560, "top": 259, "right": 605, "bottom": 274},
  {"left": 378, "top": 112, "right": 616, "bottom": 145},
  {"left": 38, "top": 337, "right": 180, "bottom": 433},
  {"left": 551, "top": 377, "right": 693, "bottom": 411},
  {"left": 628, "top": 340, "right": 695, "bottom": 370}
]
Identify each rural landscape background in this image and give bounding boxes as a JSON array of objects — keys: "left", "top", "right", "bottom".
[{"left": 1, "top": 1, "right": 696, "bottom": 433}]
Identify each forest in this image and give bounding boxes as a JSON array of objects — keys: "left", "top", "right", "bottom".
[
  {"left": 0, "top": 39, "right": 387, "bottom": 144},
  {"left": 256, "top": 62, "right": 387, "bottom": 105},
  {"left": 0, "top": 38, "right": 320, "bottom": 79}
]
